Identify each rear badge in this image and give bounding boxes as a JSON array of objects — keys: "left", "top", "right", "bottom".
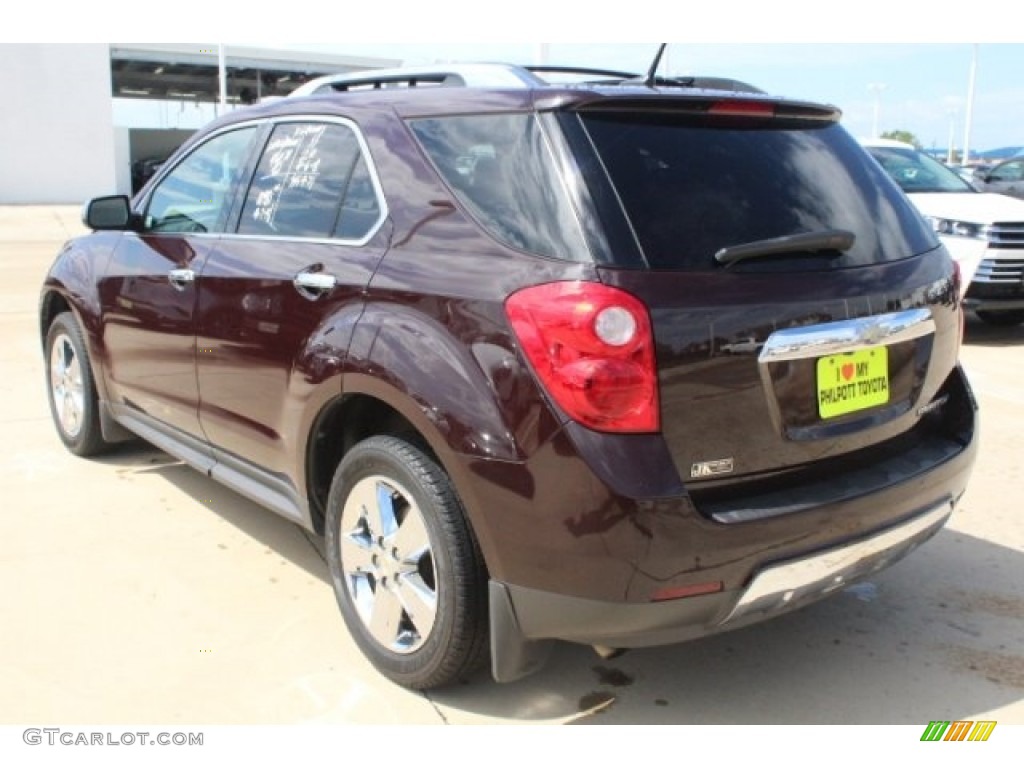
[{"left": 691, "top": 458, "right": 734, "bottom": 479}]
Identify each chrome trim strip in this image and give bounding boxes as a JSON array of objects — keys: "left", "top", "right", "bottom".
[
  {"left": 758, "top": 307, "right": 935, "bottom": 363},
  {"left": 972, "top": 257, "right": 1024, "bottom": 284},
  {"left": 720, "top": 499, "right": 952, "bottom": 625}
]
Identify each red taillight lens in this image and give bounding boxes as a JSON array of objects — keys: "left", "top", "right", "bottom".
[{"left": 505, "top": 281, "right": 660, "bottom": 433}]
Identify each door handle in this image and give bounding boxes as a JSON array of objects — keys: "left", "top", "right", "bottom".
[
  {"left": 168, "top": 268, "right": 195, "bottom": 291},
  {"left": 293, "top": 269, "right": 337, "bottom": 300}
]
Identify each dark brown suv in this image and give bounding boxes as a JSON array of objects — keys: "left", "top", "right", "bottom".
[{"left": 40, "top": 63, "right": 978, "bottom": 690}]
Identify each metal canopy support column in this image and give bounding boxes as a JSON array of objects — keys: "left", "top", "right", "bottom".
[{"left": 218, "top": 44, "right": 227, "bottom": 109}]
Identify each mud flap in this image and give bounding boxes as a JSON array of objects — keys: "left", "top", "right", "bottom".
[{"left": 489, "top": 581, "right": 554, "bottom": 683}]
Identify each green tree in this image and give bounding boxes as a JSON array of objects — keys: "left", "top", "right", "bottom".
[{"left": 880, "top": 130, "right": 922, "bottom": 148}]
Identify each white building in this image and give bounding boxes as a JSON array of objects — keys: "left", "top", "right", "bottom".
[{"left": 0, "top": 44, "right": 397, "bottom": 204}]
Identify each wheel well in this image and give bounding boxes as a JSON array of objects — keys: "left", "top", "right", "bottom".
[
  {"left": 307, "top": 394, "right": 438, "bottom": 534},
  {"left": 39, "top": 292, "right": 71, "bottom": 346}
]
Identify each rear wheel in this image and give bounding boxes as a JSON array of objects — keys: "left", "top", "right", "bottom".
[
  {"left": 45, "top": 312, "right": 109, "bottom": 456},
  {"left": 324, "top": 435, "right": 488, "bottom": 689},
  {"left": 976, "top": 310, "right": 1024, "bottom": 327}
]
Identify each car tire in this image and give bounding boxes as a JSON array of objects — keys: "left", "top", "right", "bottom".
[
  {"left": 325, "top": 435, "right": 489, "bottom": 689},
  {"left": 45, "top": 312, "right": 109, "bottom": 457},
  {"left": 976, "top": 310, "right": 1024, "bottom": 327}
]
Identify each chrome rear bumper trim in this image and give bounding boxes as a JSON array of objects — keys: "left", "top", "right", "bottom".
[{"left": 720, "top": 499, "right": 952, "bottom": 625}]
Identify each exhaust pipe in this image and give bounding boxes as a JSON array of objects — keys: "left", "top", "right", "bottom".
[{"left": 593, "top": 644, "right": 626, "bottom": 660}]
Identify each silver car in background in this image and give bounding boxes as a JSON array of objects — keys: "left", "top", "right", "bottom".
[{"left": 973, "top": 157, "right": 1024, "bottom": 200}]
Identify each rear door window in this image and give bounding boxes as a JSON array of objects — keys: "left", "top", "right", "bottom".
[
  {"left": 575, "top": 113, "right": 937, "bottom": 270},
  {"left": 237, "top": 121, "right": 384, "bottom": 241}
]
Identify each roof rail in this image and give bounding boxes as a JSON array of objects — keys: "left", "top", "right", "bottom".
[
  {"left": 289, "top": 64, "right": 545, "bottom": 97},
  {"left": 287, "top": 62, "right": 766, "bottom": 99}
]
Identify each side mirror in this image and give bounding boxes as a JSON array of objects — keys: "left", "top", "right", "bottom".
[{"left": 82, "top": 195, "right": 135, "bottom": 230}]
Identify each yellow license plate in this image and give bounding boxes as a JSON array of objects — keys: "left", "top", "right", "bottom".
[{"left": 816, "top": 347, "right": 889, "bottom": 419}]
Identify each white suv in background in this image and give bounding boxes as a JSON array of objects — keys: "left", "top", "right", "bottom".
[{"left": 863, "top": 139, "right": 1024, "bottom": 327}]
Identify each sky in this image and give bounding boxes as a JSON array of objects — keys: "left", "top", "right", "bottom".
[
  {"left": 13, "top": 1, "right": 1024, "bottom": 154},
  {"left": 260, "top": 43, "right": 1022, "bottom": 154}
]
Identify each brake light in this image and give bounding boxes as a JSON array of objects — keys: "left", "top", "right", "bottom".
[
  {"left": 708, "top": 100, "right": 775, "bottom": 118},
  {"left": 505, "top": 281, "right": 660, "bottom": 433}
]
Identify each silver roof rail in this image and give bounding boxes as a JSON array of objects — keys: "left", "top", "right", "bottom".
[{"left": 289, "top": 63, "right": 546, "bottom": 97}]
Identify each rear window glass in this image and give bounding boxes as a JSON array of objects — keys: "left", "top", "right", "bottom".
[
  {"left": 577, "top": 113, "right": 937, "bottom": 270},
  {"left": 409, "top": 114, "right": 589, "bottom": 261}
]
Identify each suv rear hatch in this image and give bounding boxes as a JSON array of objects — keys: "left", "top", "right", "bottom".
[{"left": 556, "top": 95, "right": 964, "bottom": 511}]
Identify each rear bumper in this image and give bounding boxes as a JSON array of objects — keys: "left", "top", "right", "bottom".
[
  {"left": 491, "top": 497, "right": 956, "bottom": 682},
  {"left": 481, "top": 365, "right": 977, "bottom": 682}
]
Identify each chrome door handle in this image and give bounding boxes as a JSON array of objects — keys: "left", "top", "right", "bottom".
[
  {"left": 293, "top": 269, "right": 337, "bottom": 300},
  {"left": 168, "top": 268, "right": 195, "bottom": 291}
]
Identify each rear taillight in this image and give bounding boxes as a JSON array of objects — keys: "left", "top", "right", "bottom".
[{"left": 505, "top": 281, "right": 659, "bottom": 433}]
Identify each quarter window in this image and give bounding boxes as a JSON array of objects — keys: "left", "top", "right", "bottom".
[
  {"left": 237, "top": 122, "right": 382, "bottom": 240},
  {"left": 409, "top": 114, "right": 589, "bottom": 261},
  {"left": 145, "top": 127, "right": 257, "bottom": 233}
]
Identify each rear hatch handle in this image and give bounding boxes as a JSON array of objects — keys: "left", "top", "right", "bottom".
[{"left": 715, "top": 229, "right": 855, "bottom": 267}]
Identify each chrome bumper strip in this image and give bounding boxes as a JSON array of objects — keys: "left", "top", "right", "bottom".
[{"left": 720, "top": 499, "right": 952, "bottom": 625}]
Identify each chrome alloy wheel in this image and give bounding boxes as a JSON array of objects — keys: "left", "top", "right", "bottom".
[
  {"left": 49, "top": 333, "right": 85, "bottom": 439},
  {"left": 340, "top": 475, "right": 437, "bottom": 654}
]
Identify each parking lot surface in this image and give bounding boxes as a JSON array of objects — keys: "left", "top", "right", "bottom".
[{"left": 1, "top": 206, "right": 1021, "bottom": 724}]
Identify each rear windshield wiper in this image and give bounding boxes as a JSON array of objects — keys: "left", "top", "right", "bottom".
[{"left": 714, "top": 229, "right": 855, "bottom": 267}]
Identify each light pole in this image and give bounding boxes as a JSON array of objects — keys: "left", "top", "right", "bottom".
[
  {"left": 947, "top": 108, "right": 957, "bottom": 165},
  {"left": 868, "top": 83, "right": 887, "bottom": 138},
  {"left": 963, "top": 44, "right": 978, "bottom": 165}
]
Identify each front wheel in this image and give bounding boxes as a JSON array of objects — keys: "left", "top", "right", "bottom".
[
  {"left": 45, "top": 312, "right": 109, "bottom": 456},
  {"left": 976, "top": 310, "right": 1024, "bottom": 327},
  {"left": 324, "top": 436, "right": 488, "bottom": 689}
]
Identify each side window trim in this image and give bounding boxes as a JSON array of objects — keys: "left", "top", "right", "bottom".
[{"left": 225, "top": 114, "right": 389, "bottom": 247}]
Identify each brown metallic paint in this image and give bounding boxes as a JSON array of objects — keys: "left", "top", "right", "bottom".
[{"left": 97, "top": 232, "right": 215, "bottom": 438}]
